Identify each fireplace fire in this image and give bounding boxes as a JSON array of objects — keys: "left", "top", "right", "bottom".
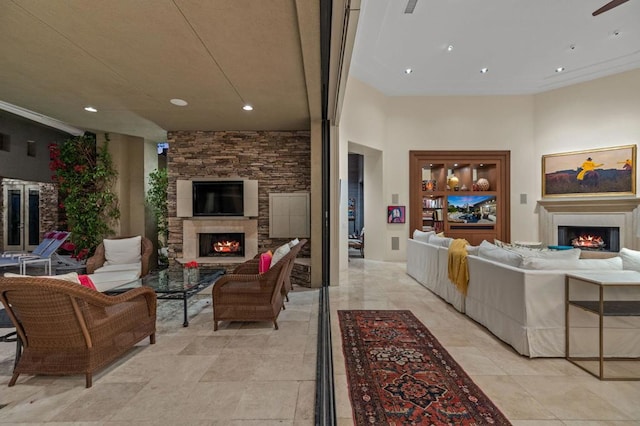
[
  {"left": 213, "top": 240, "right": 241, "bottom": 253},
  {"left": 199, "top": 233, "right": 245, "bottom": 257},
  {"left": 571, "top": 234, "right": 605, "bottom": 249}
]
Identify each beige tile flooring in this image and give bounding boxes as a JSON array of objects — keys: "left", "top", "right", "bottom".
[
  {"left": 332, "top": 259, "right": 640, "bottom": 425},
  {"left": 2, "top": 259, "right": 640, "bottom": 424},
  {"left": 0, "top": 278, "right": 319, "bottom": 425}
]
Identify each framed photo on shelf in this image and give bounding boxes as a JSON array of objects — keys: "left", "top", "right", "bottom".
[
  {"left": 387, "top": 205, "right": 405, "bottom": 223},
  {"left": 542, "top": 144, "right": 636, "bottom": 197}
]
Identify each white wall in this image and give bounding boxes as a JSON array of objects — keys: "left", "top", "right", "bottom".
[{"left": 339, "top": 68, "right": 640, "bottom": 264}]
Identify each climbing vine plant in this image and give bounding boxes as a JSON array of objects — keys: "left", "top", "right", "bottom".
[{"left": 49, "top": 133, "right": 120, "bottom": 258}]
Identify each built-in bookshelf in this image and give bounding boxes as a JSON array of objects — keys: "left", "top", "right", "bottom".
[{"left": 409, "top": 151, "right": 511, "bottom": 245}]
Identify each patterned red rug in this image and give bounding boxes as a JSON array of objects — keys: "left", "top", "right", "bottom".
[{"left": 338, "top": 310, "right": 511, "bottom": 425}]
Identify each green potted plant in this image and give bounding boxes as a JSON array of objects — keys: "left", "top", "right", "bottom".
[{"left": 146, "top": 167, "right": 168, "bottom": 266}]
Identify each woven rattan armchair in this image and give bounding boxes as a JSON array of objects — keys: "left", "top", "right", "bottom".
[
  {"left": 213, "top": 245, "right": 299, "bottom": 331},
  {"left": 0, "top": 276, "right": 156, "bottom": 388},
  {"left": 243, "top": 239, "right": 307, "bottom": 302},
  {"left": 86, "top": 236, "right": 153, "bottom": 275}
]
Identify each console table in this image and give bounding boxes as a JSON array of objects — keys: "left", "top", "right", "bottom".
[
  {"left": 565, "top": 271, "right": 640, "bottom": 380},
  {"left": 107, "top": 268, "right": 225, "bottom": 327}
]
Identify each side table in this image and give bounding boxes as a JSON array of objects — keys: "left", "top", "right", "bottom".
[{"left": 566, "top": 271, "right": 640, "bottom": 380}]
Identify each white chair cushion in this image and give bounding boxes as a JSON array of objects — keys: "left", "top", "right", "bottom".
[
  {"left": 4, "top": 271, "right": 80, "bottom": 283},
  {"left": 88, "top": 270, "right": 141, "bottom": 292},
  {"left": 104, "top": 236, "right": 142, "bottom": 266},
  {"left": 270, "top": 243, "right": 291, "bottom": 268},
  {"left": 94, "top": 262, "right": 142, "bottom": 274}
]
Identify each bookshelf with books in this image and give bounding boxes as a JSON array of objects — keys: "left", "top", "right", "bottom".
[{"left": 409, "top": 151, "right": 510, "bottom": 245}]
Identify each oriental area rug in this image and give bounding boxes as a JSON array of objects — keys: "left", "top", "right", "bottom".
[{"left": 338, "top": 310, "right": 511, "bottom": 425}]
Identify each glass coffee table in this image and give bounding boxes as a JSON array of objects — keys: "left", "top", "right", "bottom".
[{"left": 106, "top": 268, "right": 225, "bottom": 327}]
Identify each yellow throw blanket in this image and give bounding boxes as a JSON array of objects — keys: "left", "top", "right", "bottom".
[{"left": 448, "top": 238, "right": 470, "bottom": 295}]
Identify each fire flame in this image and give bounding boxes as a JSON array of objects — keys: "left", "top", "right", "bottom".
[
  {"left": 213, "top": 240, "right": 241, "bottom": 253},
  {"left": 571, "top": 234, "right": 605, "bottom": 249}
]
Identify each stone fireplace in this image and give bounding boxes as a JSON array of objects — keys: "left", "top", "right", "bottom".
[
  {"left": 182, "top": 219, "right": 258, "bottom": 264},
  {"left": 538, "top": 198, "right": 640, "bottom": 250}
]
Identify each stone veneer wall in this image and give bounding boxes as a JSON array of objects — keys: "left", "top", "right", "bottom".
[
  {"left": 166, "top": 130, "right": 311, "bottom": 284},
  {"left": 39, "top": 182, "right": 58, "bottom": 234}
]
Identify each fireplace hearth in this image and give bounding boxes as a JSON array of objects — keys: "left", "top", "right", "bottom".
[
  {"left": 199, "top": 233, "right": 245, "bottom": 257},
  {"left": 558, "top": 225, "right": 620, "bottom": 252}
]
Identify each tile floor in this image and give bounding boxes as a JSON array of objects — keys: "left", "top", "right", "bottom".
[
  {"left": 0, "top": 272, "right": 319, "bottom": 425},
  {"left": 2, "top": 259, "right": 640, "bottom": 425},
  {"left": 331, "top": 259, "right": 640, "bottom": 425}
]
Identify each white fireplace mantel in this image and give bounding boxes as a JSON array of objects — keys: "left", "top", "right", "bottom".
[{"left": 537, "top": 197, "right": 640, "bottom": 250}]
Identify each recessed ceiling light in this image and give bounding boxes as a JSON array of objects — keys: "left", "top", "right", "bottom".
[
  {"left": 404, "top": 68, "right": 413, "bottom": 74},
  {"left": 447, "top": 45, "right": 454, "bottom": 52},
  {"left": 84, "top": 106, "right": 97, "bottom": 113},
  {"left": 242, "top": 105, "right": 253, "bottom": 111},
  {"left": 480, "top": 68, "right": 488, "bottom": 74},
  {"left": 170, "top": 98, "right": 188, "bottom": 106},
  {"left": 556, "top": 67, "right": 565, "bottom": 73}
]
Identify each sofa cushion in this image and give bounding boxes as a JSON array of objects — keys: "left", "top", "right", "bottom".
[
  {"left": 413, "top": 229, "right": 434, "bottom": 244},
  {"left": 620, "top": 247, "right": 640, "bottom": 271},
  {"left": 478, "top": 240, "right": 522, "bottom": 267},
  {"left": 428, "top": 234, "right": 453, "bottom": 248},
  {"left": 521, "top": 256, "right": 623, "bottom": 270},
  {"left": 288, "top": 238, "right": 300, "bottom": 248},
  {"left": 507, "top": 246, "right": 581, "bottom": 260},
  {"left": 104, "top": 236, "right": 142, "bottom": 266},
  {"left": 88, "top": 270, "right": 141, "bottom": 292}
]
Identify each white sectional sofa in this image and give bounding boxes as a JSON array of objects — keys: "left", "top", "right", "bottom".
[{"left": 407, "top": 232, "right": 640, "bottom": 358}]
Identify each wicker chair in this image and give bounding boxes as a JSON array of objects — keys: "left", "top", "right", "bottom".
[
  {"left": 0, "top": 276, "right": 156, "bottom": 388},
  {"left": 243, "top": 239, "right": 307, "bottom": 302},
  {"left": 86, "top": 236, "right": 153, "bottom": 276},
  {"left": 212, "top": 244, "right": 299, "bottom": 331}
]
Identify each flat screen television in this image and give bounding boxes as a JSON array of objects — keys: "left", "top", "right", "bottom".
[
  {"left": 193, "top": 181, "right": 244, "bottom": 216},
  {"left": 447, "top": 195, "right": 496, "bottom": 224}
]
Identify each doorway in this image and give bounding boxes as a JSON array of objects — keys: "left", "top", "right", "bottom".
[
  {"left": 2, "top": 181, "right": 40, "bottom": 252},
  {"left": 348, "top": 153, "right": 364, "bottom": 256}
]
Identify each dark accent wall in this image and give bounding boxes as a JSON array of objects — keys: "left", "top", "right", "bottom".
[
  {"left": 166, "top": 130, "right": 311, "bottom": 263},
  {"left": 0, "top": 110, "right": 71, "bottom": 182}
]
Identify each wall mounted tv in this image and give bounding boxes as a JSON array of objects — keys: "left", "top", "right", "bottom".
[
  {"left": 447, "top": 195, "right": 497, "bottom": 224},
  {"left": 193, "top": 180, "right": 244, "bottom": 216}
]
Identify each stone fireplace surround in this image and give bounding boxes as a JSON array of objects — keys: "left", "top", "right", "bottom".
[{"left": 537, "top": 198, "right": 640, "bottom": 250}]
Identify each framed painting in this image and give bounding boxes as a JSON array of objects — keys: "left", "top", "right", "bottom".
[
  {"left": 542, "top": 145, "right": 636, "bottom": 197},
  {"left": 387, "top": 205, "right": 405, "bottom": 223}
]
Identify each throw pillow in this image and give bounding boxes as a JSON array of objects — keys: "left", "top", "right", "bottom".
[
  {"left": 288, "top": 238, "right": 300, "bottom": 248},
  {"left": 413, "top": 229, "right": 434, "bottom": 244},
  {"left": 428, "top": 234, "right": 453, "bottom": 248},
  {"left": 620, "top": 247, "right": 640, "bottom": 271},
  {"left": 78, "top": 274, "right": 97, "bottom": 290},
  {"left": 507, "top": 246, "right": 581, "bottom": 260},
  {"left": 270, "top": 243, "right": 291, "bottom": 268},
  {"left": 478, "top": 240, "right": 523, "bottom": 267},
  {"left": 104, "top": 236, "right": 142, "bottom": 266},
  {"left": 259, "top": 251, "right": 273, "bottom": 273}
]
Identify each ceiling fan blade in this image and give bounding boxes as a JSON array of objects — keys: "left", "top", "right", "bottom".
[{"left": 592, "top": 0, "right": 630, "bottom": 16}]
